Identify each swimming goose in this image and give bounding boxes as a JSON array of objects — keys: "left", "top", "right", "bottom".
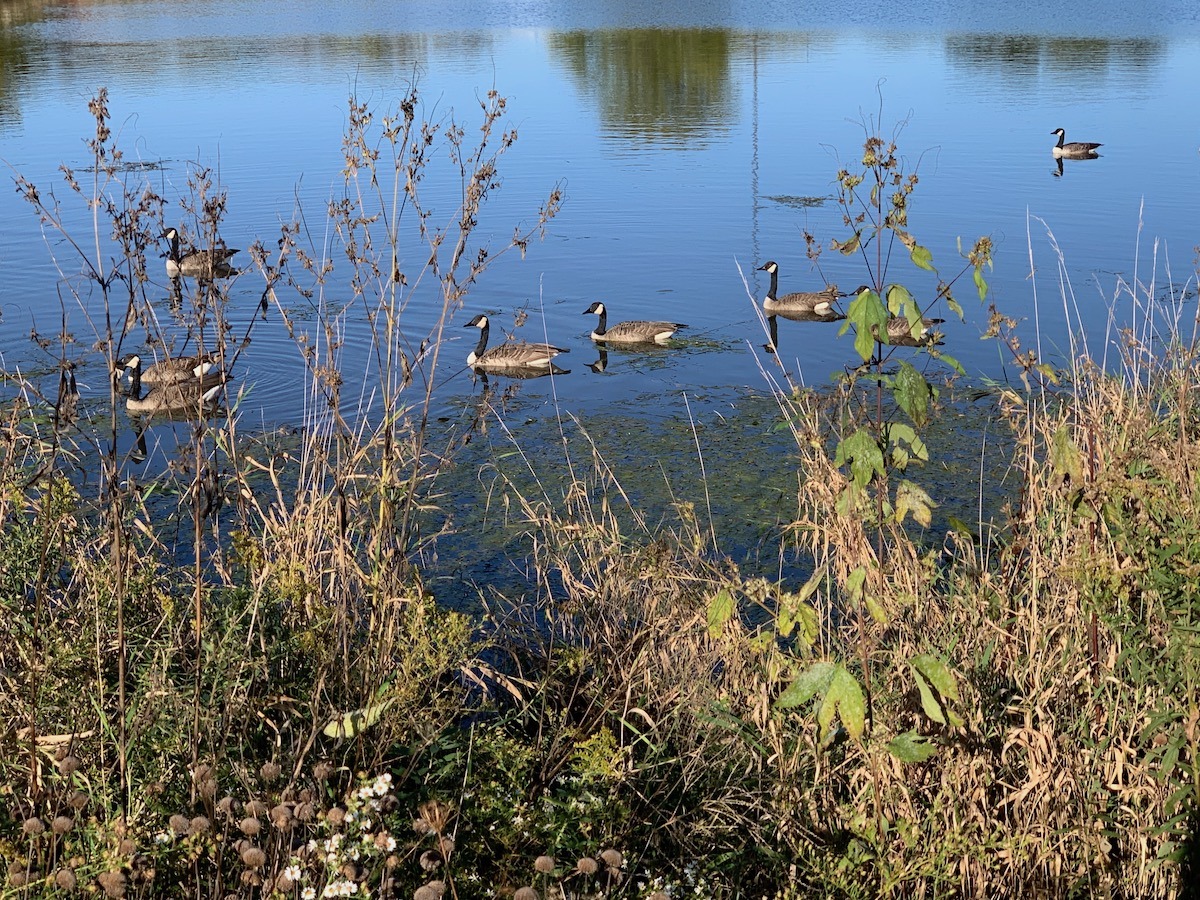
[
  {"left": 872, "top": 315, "right": 945, "bottom": 347},
  {"left": 163, "top": 227, "right": 240, "bottom": 279},
  {"left": 124, "top": 370, "right": 230, "bottom": 416},
  {"left": 1050, "top": 128, "right": 1102, "bottom": 159},
  {"left": 582, "top": 302, "right": 686, "bottom": 344},
  {"left": 116, "top": 353, "right": 215, "bottom": 386},
  {"left": 757, "top": 261, "right": 843, "bottom": 319},
  {"left": 465, "top": 314, "right": 570, "bottom": 371}
]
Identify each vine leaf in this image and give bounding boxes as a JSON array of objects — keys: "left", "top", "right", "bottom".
[
  {"left": 835, "top": 429, "right": 885, "bottom": 490},
  {"left": 707, "top": 587, "right": 735, "bottom": 638},
  {"left": 841, "top": 287, "right": 889, "bottom": 362},
  {"left": 895, "top": 480, "right": 937, "bottom": 528},
  {"left": 894, "top": 361, "right": 931, "bottom": 428},
  {"left": 887, "top": 730, "right": 937, "bottom": 763},
  {"left": 910, "top": 654, "right": 963, "bottom": 727}
]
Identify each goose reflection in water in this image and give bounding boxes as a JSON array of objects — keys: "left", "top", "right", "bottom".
[{"left": 763, "top": 306, "right": 847, "bottom": 354}]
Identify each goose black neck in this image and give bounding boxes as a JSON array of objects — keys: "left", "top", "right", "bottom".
[
  {"left": 1055, "top": 132, "right": 1065, "bottom": 149},
  {"left": 473, "top": 320, "right": 490, "bottom": 359},
  {"left": 765, "top": 267, "right": 779, "bottom": 300},
  {"left": 595, "top": 307, "right": 608, "bottom": 335}
]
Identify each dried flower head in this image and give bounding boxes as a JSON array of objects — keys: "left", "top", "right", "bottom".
[
  {"left": 58, "top": 755, "right": 82, "bottom": 775},
  {"left": 192, "top": 762, "right": 215, "bottom": 784},
  {"left": 22, "top": 817, "right": 45, "bottom": 836},
  {"left": 416, "top": 800, "right": 453, "bottom": 834},
  {"left": 414, "top": 880, "right": 446, "bottom": 900},
  {"left": 54, "top": 868, "right": 78, "bottom": 890},
  {"left": 117, "top": 838, "right": 135, "bottom": 856},
  {"left": 216, "top": 797, "right": 237, "bottom": 816},
  {"left": 647, "top": 893, "right": 669, "bottom": 900},
  {"left": 68, "top": 790, "right": 89, "bottom": 811},
  {"left": 599, "top": 848, "right": 622, "bottom": 869},
  {"left": 275, "top": 872, "right": 297, "bottom": 892},
  {"left": 188, "top": 816, "right": 211, "bottom": 837},
  {"left": 419, "top": 850, "right": 441, "bottom": 871},
  {"left": 294, "top": 802, "right": 315, "bottom": 822},
  {"left": 313, "top": 761, "right": 335, "bottom": 781},
  {"left": 169, "top": 814, "right": 190, "bottom": 836},
  {"left": 260, "top": 761, "right": 282, "bottom": 782},
  {"left": 244, "top": 799, "right": 268, "bottom": 817},
  {"left": 52, "top": 815, "right": 75, "bottom": 836},
  {"left": 575, "top": 856, "right": 599, "bottom": 876},
  {"left": 270, "top": 804, "right": 293, "bottom": 827},
  {"left": 240, "top": 815, "right": 263, "bottom": 836},
  {"left": 514, "top": 888, "right": 539, "bottom": 900},
  {"left": 198, "top": 778, "right": 218, "bottom": 800},
  {"left": 241, "top": 845, "right": 266, "bottom": 868},
  {"left": 326, "top": 807, "right": 347, "bottom": 827},
  {"left": 7, "top": 871, "right": 28, "bottom": 888},
  {"left": 98, "top": 869, "right": 127, "bottom": 898}
]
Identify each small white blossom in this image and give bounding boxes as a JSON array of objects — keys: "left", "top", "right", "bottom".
[
  {"left": 284, "top": 865, "right": 302, "bottom": 881},
  {"left": 154, "top": 832, "right": 171, "bottom": 845},
  {"left": 302, "top": 889, "right": 317, "bottom": 900}
]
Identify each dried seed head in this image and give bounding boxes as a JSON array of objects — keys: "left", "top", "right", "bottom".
[
  {"left": 22, "top": 817, "right": 45, "bottom": 836},
  {"left": 294, "top": 802, "right": 315, "bottom": 822},
  {"left": 419, "top": 850, "right": 441, "bottom": 871},
  {"left": 58, "top": 755, "right": 82, "bottom": 775},
  {"left": 244, "top": 799, "right": 268, "bottom": 817},
  {"left": 298, "top": 788, "right": 314, "bottom": 803},
  {"left": 413, "top": 880, "right": 446, "bottom": 900},
  {"left": 192, "top": 762, "right": 215, "bottom": 783},
  {"left": 412, "top": 817, "right": 434, "bottom": 836},
  {"left": 269, "top": 804, "right": 293, "bottom": 827},
  {"left": 98, "top": 869, "right": 127, "bottom": 898},
  {"left": 312, "top": 761, "right": 335, "bottom": 781},
  {"left": 169, "top": 814, "right": 190, "bottom": 836},
  {"left": 514, "top": 888, "right": 539, "bottom": 900},
  {"left": 116, "top": 838, "right": 135, "bottom": 856},
  {"left": 68, "top": 790, "right": 89, "bottom": 810},
  {"left": 575, "top": 856, "right": 598, "bottom": 876},
  {"left": 240, "top": 869, "right": 263, "bottom": 886},
  {"left": 648, "top": 893, "right": 669, "bottom": 900},
  {"left": 599, "top": 848, "right": 622, "bottom": 869},
  {"left": 188, "top": 816, "right": 211, "bottom": 837},
  {"left": 238, "top": 817, "right": 261, "bottom": 836},
  {"left": 534, "top": 855, "right": 555, "bottom": 874},
  {"left": 54, "top": 868, "right": 78, "bottom": 890},
  {"left": 416, "top": 800, "right": 452, "bottom": 833},
  {"left": 241, "top": 845, "right": 266, "bottom": 868},
  {"left": 275, "top": 872, "right": 296, "bottom": 892},
  {"left": 7, "top": 871, "right": 28, "bottom": 888},
  {"left": 51, "top": 815, "right": 75, "bottom": 836},
  {"left": 325, "top": 807, "right": 346, "bottom": 827},
  {"left": 259, "top": 761, "right": 282, "bottom": 782},
  {"left": 216, "top": 797, "right": 237, "bottom": 816},
  {"left": 198, "top": 778, "right": 218, "bottom": 800},
  {"left": 437, "top": 835, "right": 455, "bottom": 857}
]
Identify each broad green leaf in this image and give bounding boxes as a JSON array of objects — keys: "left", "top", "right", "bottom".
[
  {"left": 911, "top": 654, "right": 960, "bottom": 701},
  {"left": 974, "top": 266, "right": 989, "bottom": 302},
  {"left": 864, "top": 593, "right": 890, "bottom": 625},
  {"left": 887, "top": 731, "right": 937, "bottom": 763},
  {"left": 894, "top": 362, "right": 931, "bottom": 428},
  {"left": 887, "top": 422, "right": 928, "bottom": 464},
  {"left": 935, "top": 351, "right": 965, "bottom": 376},
  {"left": 842, "top": 287, "right": 890, "bottom": 362},
  {"left": 886, "top": 283, "right": 913, "bottom": 317},
  {"left": 707, "top": 588, "right": 735, "bottom": 638},
  {"left": 911, "top": 668, "right": 946, "bottom": 725},
  {"left": 825, "top": 665, "right": 866, "bottom": 740},
  {"left": 775, "top": 661, "right": 836, "bottom": 710},
  {"left": 1034, "top": 363, "right": 1061, "bottom": 384},
  {"left": 796, "top": 603, "right": 820, "bottom": 646},
  {"left": 1051, "top": 426, "right": 1082, "bottom": 484},
  {"left": 844, "top": 566, "right": 867, "bottom": 603},
  {"left": 947, "top": 515, "right": 974, "bottom": 537},
  {"left": 895, "top": 480, "right": 937, "bottom": 528},
  {"left": 910, "top": 244, "right": 935, "bottom": 271},
  {"left": 324, "top": 698, "right": 394, "bottom": 739},
  {"left": 832, "top": 231, "right": 862, "bottom": 255},
  {"left": 834, "top": 430, "right": 885, "bottom": 489}
]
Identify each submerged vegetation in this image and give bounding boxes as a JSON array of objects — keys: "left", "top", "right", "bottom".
[{"left": 2, "top": 87, "right": 1199, "bottom": 899}]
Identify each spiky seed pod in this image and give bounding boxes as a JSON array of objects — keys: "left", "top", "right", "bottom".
[
  {"left": 199, "top": 778, "right": 218, "bottom": 800},
  {"left": 534, "top": 855, "right": 555, "bottom": 874},
  {"left": 52, "top": 816, "right": 75, "bottom": 835},
  {"left": 238, "top": 817, "right": 261, "bottom": 836},
  {"left": 599, "top": 849, "right": 622, "bottom": 869},
  {"left": 575, "top": 857, "right": 598, "bottom": 876},
  {"left": 419, "top": 850, "right": 441, "bottom": 871},
  {"left": 514, "top": 888, "right": 539, "bottom": 900},
  {"left": 269, "top": 804, "right": 293, "bottom": 828},
  {"left": 68, "top": 790, "right": 89, "bottom": 810},
  {"left": 275, "top": 872, "right": 296, "bottom": 892},
  {"left": 240, "top": 845, "right": 266, "bottom": 868},
  {"left": 294, "top": 802, "right": 315, "bottom": 822},
  {"left": 58, "top": 755, "right": 82, "bottom": 775},
  {"left": 54, "top": 868, "right": 78, "bottom": 890},
  {"left": 22, "top": 817, "right": 45, "bottom": 835},
  {"left": 98, "top": 870, "right": 127, "bottom": 898},
  {"left": 244, "top": 799, "right": 268, "bottom": 817},
  {"left": 259, "top": 762, "right": 282, "bottom": 782},
  {"left": 188, "top": 816, "right": 211, "bottom": 836},
  {"left": 326, "top": 807, "right": 347, "bottom": 827},
  {"left": 169, "top": 814, "right": 190, "bottom": 836},
  {"left": 216, "top": 797, "right": 237, "bottom": 816}
]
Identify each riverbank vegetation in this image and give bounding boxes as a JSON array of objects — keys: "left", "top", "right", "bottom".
[{"left": 2, "top": 89, "right": 1197, "bottom": 898}]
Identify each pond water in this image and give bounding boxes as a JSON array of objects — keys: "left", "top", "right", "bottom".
[{"left": 1, "top": 1, "right": 1198, "bottom": 602}]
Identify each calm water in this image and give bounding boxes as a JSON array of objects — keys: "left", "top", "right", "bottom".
[{"left": 2, "top": 0, "right": 1199, "bottom": 434}]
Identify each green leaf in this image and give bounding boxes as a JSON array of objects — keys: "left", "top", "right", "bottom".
[
  {"left": 835, "top": 429, "right": 885, "bottom": 490},
  {"left": 323, "top": 698, "right": 394, "bottom": 739},
  {"left": 895, "top": 480, "right": 937, "bottom": 528},
  {"left": 934, "top": 351, "right": 965, "bottom": 376},
  {"left": 1051, "top": 426, "right": 1083, "bottom": 484},
  {"left": 825, "top": 665, "right": 866, "bottom": 740},
  {"left": 911, "top": 668, "right": 945, "bottom": 725},
  {"left": 864, "top": 593, "right": 890, "bottom": 625},
  {"left": 911, "top": 654, "right": 960, "bottom": 701},
  {"left": 974, "top": 266, "right": 989, "bottom": 302},
  {"left": 910, "top": 244, "right": 935, "bottom": 271},
  {"left": 887, "top": 731, "right": 938, "bottom": 763},
  {"left": 775, "top": 661, "right": 836, "bottom": 710},
  {"left": 947, "top": 296, "right": 964, "bottom": 321},
  {"left": 842, "top": 287, "right": 890, "bottom": 362},
  {"left": 886, "top": 283, "right": 913, "bottom": 317},
  {"left": 894, "top": 362, "right": 931, "bottom": 428},
  {"left": 887, "top": 422, "right": 928, "bottom": 464},
  {"left": 707, "top": 588, "right": 735, "bottom": 638}
]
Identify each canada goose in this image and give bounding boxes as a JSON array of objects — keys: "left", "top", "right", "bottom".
[
  {"left": 757, "top": 261, "right": 843, "bottom": 319},
  {"left": 1050, "top": 129, "right": 1102, "bottom": 159},
  {"left": 582, "top": 302, "right": 686, "bottom": 344},
  {"left": 872, "top": 315, "right": 945, "bottom": 347},
  {"left": 465, "top": 314, "right": 570, "bottom": 371},
  {"left": 124, "top": 370, "right": 230, "bottom": 416},
  {"left": 116, "top": 353, "right": 215, "bottom": 386},
  {"left": 163, "top": 227, "right": 239, "bottom": 279}
]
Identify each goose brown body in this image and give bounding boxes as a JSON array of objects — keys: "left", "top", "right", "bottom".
[
  {"left": 163, "top": 228, "right": 240, "bottom": 279},
  {"left": 465, "top": 314, "right": 569, "bottom": 371},
  {"left": 582, "top": 302, "right": 686, "bottom": 344},
  {"left": 757, "top": 261, "right": 843, "bottom": 318},
  {"left": 1050, "top": 128, "right": 1102, "bottom": 159}
]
